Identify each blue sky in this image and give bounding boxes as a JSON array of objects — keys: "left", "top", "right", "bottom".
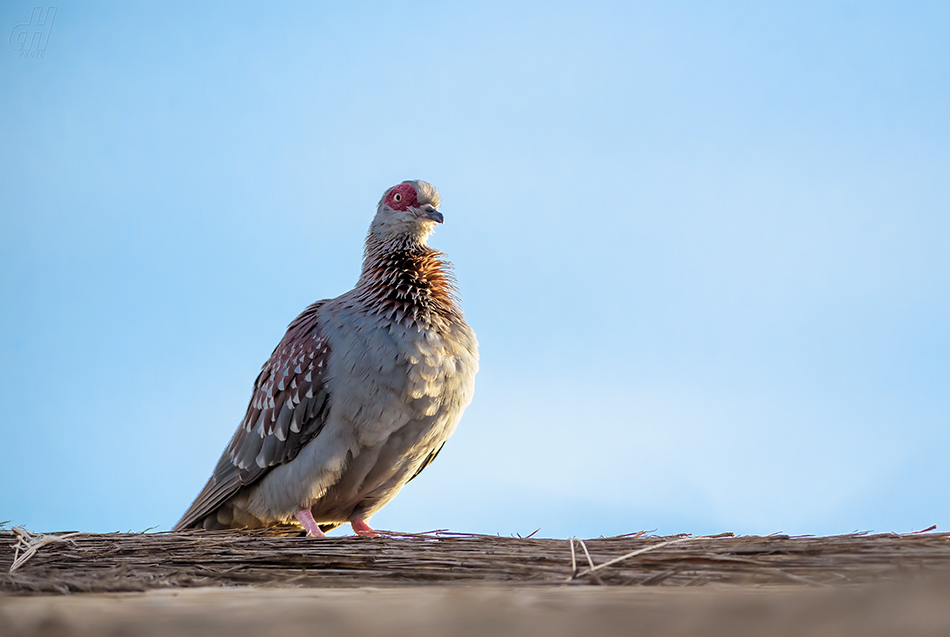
[{"left": 1, "top": 2, "right": 947, "bottom": 538}]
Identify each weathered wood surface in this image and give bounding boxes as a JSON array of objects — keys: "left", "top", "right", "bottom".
[
  {"left": 6, "top": 582, "right": 950, "bottom": 637},
  {"left": 2, "top": 528, "right": 950, "bottom": 594}
]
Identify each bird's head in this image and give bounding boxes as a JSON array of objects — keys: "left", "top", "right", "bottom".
[{"left": 370, "top": 180, "right": 443, "bottom": 244}]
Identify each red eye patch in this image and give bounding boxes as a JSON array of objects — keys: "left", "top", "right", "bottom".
[{"left": 385, "top": 183, "right": 419, "bottom": 211}]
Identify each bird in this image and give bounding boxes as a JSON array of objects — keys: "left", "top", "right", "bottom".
[{"left": 173, "top": 180, "right": 478, "bottom": 537}]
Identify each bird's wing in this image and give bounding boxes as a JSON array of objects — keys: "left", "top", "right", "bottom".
[
  {"left": 174, "top": 302, "right": 333, "bottom": 530},
  {"left": 407, "top": 440, "right": 446, "bottom": 483}
]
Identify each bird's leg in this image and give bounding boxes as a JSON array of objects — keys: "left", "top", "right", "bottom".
[
  {"left": 295, "top": 508, "right": 326, "bottom": 538},
  {"left": 350, "top": 517, "right": 379, "bottom": 537}
]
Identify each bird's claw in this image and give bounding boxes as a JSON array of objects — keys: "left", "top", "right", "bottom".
[
  {"left": 350, "top": 518, "right": 379, "bottom": 537},
  {"left": 295, "top": 508, "right": 326, "bottom": 538}
]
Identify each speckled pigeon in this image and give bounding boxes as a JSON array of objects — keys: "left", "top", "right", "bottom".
[{"left": 174, "top": 180, "right": 478, "bottom": 537}]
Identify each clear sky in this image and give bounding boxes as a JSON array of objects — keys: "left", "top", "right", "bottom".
[{"left": 1, "top": 2, "right": 947, "bottom": 538}]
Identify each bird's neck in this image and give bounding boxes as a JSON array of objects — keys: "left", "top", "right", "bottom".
[{"left": 357, "top": 235, "right": 460, "bottom": 326}]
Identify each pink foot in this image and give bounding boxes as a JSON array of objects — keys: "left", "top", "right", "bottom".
[
  {"left": 350, "top": 517, "right": 379, "bottom": 537},
  {"left": 295, "top": 508, "right": 326, "bottom": 538}
]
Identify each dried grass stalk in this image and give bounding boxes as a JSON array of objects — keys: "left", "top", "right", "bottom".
[{"left": 2, "top": 527, "right": 949, "bottom": 594}]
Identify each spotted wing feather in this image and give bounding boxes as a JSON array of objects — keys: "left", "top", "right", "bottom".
[{"left": 174, "top": 302, "right": 332, "bottom": 530}]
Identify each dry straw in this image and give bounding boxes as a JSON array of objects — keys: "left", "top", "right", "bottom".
[{"left": 2, "top": 526, "right": 950, "bottom": 594}]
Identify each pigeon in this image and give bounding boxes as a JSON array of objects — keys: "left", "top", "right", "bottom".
[{"left": 173, "top": 180, "right": 478, "bottom": 537}]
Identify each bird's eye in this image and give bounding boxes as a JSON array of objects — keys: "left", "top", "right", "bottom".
[{"left": 393, "top": 193, "right": 402, "bottom": 203}]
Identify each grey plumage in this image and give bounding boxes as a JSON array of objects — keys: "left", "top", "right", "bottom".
[{"left": 174, "top": 180, "right": 478, "bottom": 535}]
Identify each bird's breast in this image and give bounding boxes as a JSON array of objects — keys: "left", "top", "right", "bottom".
[{"left": 323, "top": 304, "right": 478, "bottom": 448}]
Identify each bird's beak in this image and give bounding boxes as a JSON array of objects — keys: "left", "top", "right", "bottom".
[{"left": 423, "top": 208, "right": 444, "bottom": 224}]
